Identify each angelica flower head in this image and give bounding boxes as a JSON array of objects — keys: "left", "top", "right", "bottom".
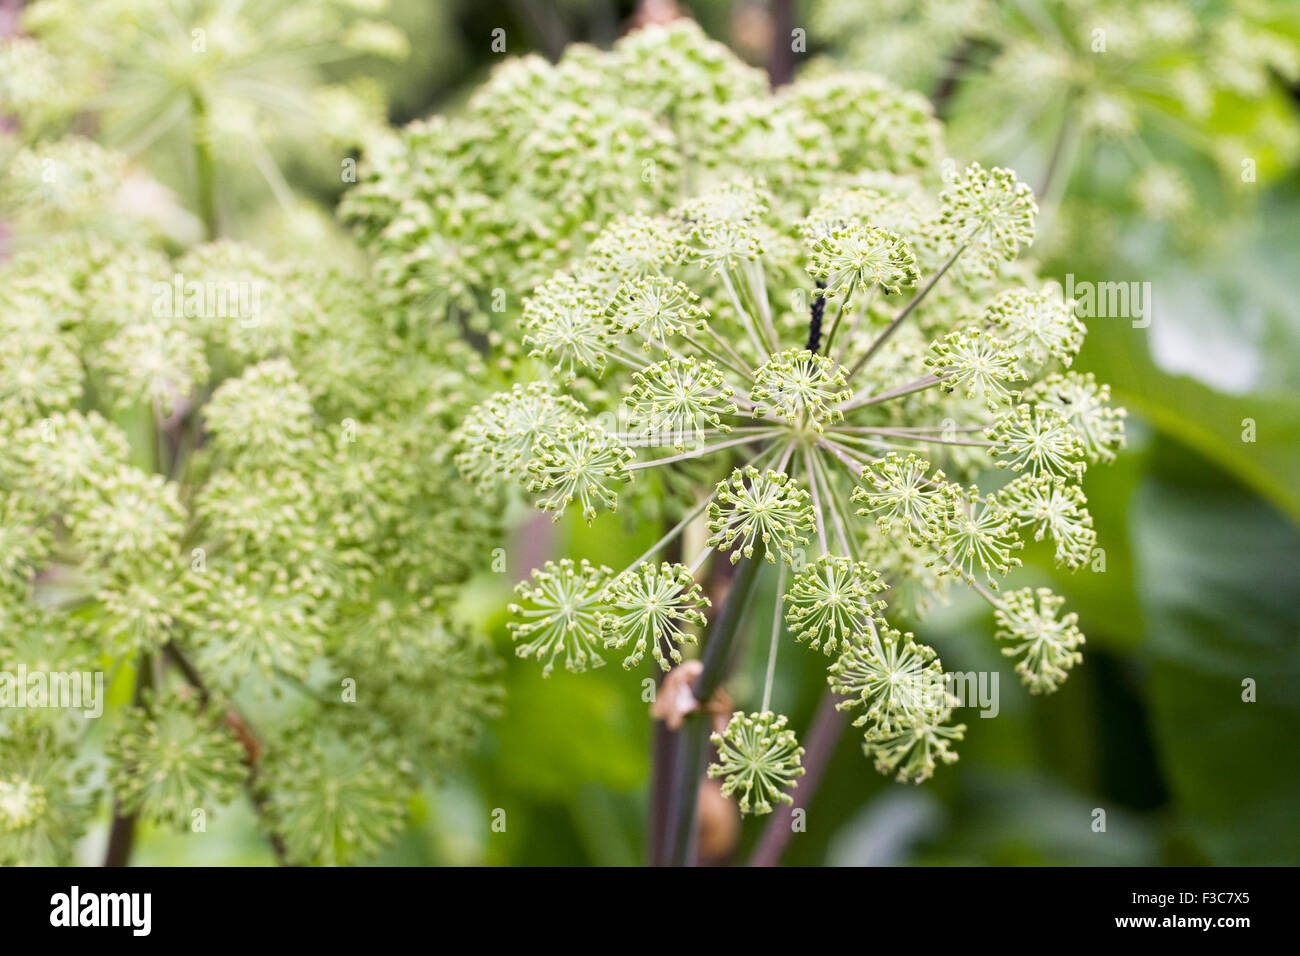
[
  {"left": 708, "top": 467, "right": 815, "bottom": 564},
  {"left": 463, "top": 152, "right": 1124, "bottom": 809},
  {"left": 751, "top": 349, "right": 853, "bottom": 430},
  {"left": 812, "top": 0, "right": 1297, "bottom": 264},
  {"left": 602, "top": 562, "right": 710, "bottom": 672},
  {"left": 806, "top": 223, "right": 919, "bottom": 298},
  {"left": 995, "top": 587, "right": 1086, "bottom": 694},
  {"left": 256, "top": 723, "right": 414, "bottom": 867},
  {"left": 0, "top": 778, "right": 47, "bottom": 832},
  {"left": 20, "top": 0, "right": 407, "bottom": 220},
  {"left": 0, "top": 718, "right": 95, "bottom": 866},
  {"left": 508, "top": 559, "right": 613, "bottom": 677},
  {"left": 106, "top": 690, "right": 248, "bottom": 829},
  {"left": 784, "top": 556, "right": 887, "bottom": 656}
]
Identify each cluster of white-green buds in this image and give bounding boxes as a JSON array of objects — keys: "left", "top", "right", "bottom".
[
  {"left": 784, "top": 556, "right": 888, "bottom": 656},
  {"left": 255, "top": 723, "right": 416, "bottom": 867},
  {"left": 0, "top": 714, "right": 93, "bottom": 865},
  {"left": 829, "top": 626, "right": 966, "bottom": 782},
  {"left": 0, "top": 223, "right": 503, "bottom": 864},
  {"left": 708, "top": 712, "right": 807, "bottom": 816},
  {"left": 603, "top": 563, "right": 710, "bottom": 672},
  {"left": 811, "top": 0, "right": 1300, "bottom": 261},
  {"left": 0, "top": 0, "right": 508, "bottom": 868},
  {"left": 104, "top": 691, "right": 248, "bottom": 829},
  {"left": 342, "top": 20, "right": 943, "bottom": 337},
  {"left": 708, "top": 467, "right": 815, "bottom": 565},
  {"left": 8, "top": 0, "right": 406, "bottom": 221},
  {"left": 462, "top": 149, "right": 1124, "bottom": 810},
  {"left": 807, "top": 224, "right": 920, "bottom": 298}
]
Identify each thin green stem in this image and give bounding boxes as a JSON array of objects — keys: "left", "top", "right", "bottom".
[
  {"left": 761, "top": 562, "right": 787, "bottom": 713},
  {"left": 746, "top": 258, "right": 780, "bottom": 350},
  {"left": 611, "top": 343, "right": 658, "bottom": 370},
  {"left": 832, "top": 286, "right": 877, "bottom": 367},
  {"left": 680, "top": 329, "right": 752, "bottom": 379},
  {"left": 687, "top": 546, "right": 714, "bottom": 576},
  {"left": 839, "top": 424, "right": 986, "bottom": 434},
  {"left": 628, "top": 430, "right": 781, "bottom": 471},
  {"left": 942, "top": 551, "right": 1002, "bottom": 606},
  {"left": 804, "top": 447, "right": 829, "bottom": 555},
  {"left": 819, "top": 287, "right": 854, "bottom": 359},
  {"left": 1038, "top": 91, "right": 1078, "bottom": 213},
  {"left": 693, "top": 327, "right": 755, "bottom": 380},
  {"left": 847, "top": 240, "right": 970, "bottom": 380},
  {"left": 810, "top": 448, "right": 854, "bottom": 559},
  {"left": 839, "top": 374, "right": 945, "bottom": 412},
  {"left": 841, "top": 427, "right": 994, "bottom": 448},
  {"left": 774, "top": 440, "right": 796, "bottom": 474},
  {"left": 818, "top": 436, "right": 878, "bottom": 474},
  {"left": 190, "top": 92, "right": 218, "bottom": 240},
  {"left": 104, "top": 650, "right": 152, "bottom": 867},
  {"left": 615, "top": 425, "right": 773, "bottom": 444},
  {"left": 630, "top": 496, "right": 713, "bottom": 569},
  {"left": 720, "top": 266, "right": 772, "bottom": 358},
  {"left": 830, "top": 433, "right": 907, "bottom": 455}
]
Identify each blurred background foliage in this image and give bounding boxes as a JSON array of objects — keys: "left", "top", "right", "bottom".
[{"left": 5, "top": 0, "right": 1295, "bottom": 865}]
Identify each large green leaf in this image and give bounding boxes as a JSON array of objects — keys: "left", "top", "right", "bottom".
[
  {"left": 1075, "top": 184, "right": 1300, "bottom": 525},
  {"left": 1132, "top": 446, "right": 1300, "bottom": 864},
  {"left": 1080, "top": 321, "right": 1300, "bottom": 525}
]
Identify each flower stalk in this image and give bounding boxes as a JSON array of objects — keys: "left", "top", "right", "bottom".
[{"left": 663, "top": 546, "right": 764, "bottom": 867}]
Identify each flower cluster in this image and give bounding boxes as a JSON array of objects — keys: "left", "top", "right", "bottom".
[
  {"left": 10, "top": 0, "right": 408, "bottom": 223},
  {"left": 0, "top": 220, "right": 502, "bottom": 864},
  {"left": 708, "top": 712, "right": 806, "bottom": 816},
  {"left": 812, "top": 0, "right": 1300, "bottom": 262},
  {"left": 105, "top": 691, "right": 248, "bottom": 829},
  {"left": 341, "top": 20, "right": 943, "bottom": 336},
  {"left": 462, "top": 157, "right": 1124, "bottom": 809}
]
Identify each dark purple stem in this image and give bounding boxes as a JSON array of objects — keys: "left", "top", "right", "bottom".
[{"left": 768, "top": 0, "right": 795, "bottom": 88}]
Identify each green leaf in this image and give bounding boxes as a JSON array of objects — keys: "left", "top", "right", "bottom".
[
  {"left": 1075, "top": 185, "right": 1300, "bottom": 526},
  {"left": 489, "top": 663, "right": 649, "bottom": 801},
  {"left": 1080, "top": 322, "right": 1300, "bottom": 525},
  {"left": 1132, "top": 447, "right": 1300, "bottom": 864}
]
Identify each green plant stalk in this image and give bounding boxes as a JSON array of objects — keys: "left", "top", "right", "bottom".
[
  {"left": 662, "top": 544, "right": 765, "bottom": 866},
  {"left": 190, "top": 91, "right": 218, "bottom": 241},
  {"left": 1035, "top": 92, "right": 1079, "bottom": 244},
  {"left": 663, "top": 710, "right": 711, "bottom": 866},
  {"left": 647, "top": 719, "right": 679, "bottom": 866},
  {"left": 103, "top": 651, "right": 152, "bottom": 867},
  {"left": 104, "top": 402, "right": 166, "bottom": 866},
  {"left": 819, "top": 286, "right": 854, "bottom": 358},
  {"left": 165, "top": 644, "right": 293, "bottom": 865}
]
